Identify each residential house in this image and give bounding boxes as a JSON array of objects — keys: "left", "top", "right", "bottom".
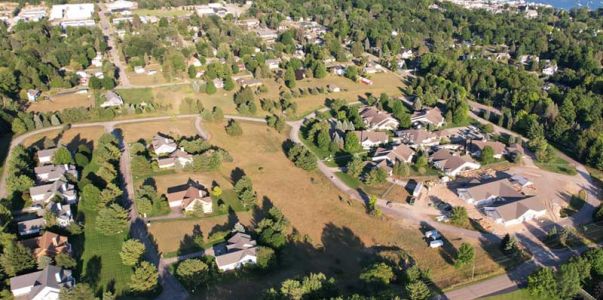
[
  {"left": 236, "top": 18, "right": 260, "bottom": 30},
  {"left": 469, "top": 140, "right": 508, "bottom": 159},
  {"left": 255, "top": 27, "right": 278, "bottom": 43},
  {"left": 457, "top": 178, "right": 524, "bottom": 206},
  {"left": 237, "top": 78, "right": 263, "bottom": 88},
  {"left": 363, "top": 63, "right": 385, "bottom": 74},
  {"left": 21, "top": 232, "right": 71, "bottom": 260},
  {"left": 360, "top": 107, "right": 400, "bottom": 131},
  {"left": 37, "top": 148, "right": 57, "bottom": 165},
  {"left": 48, "top": 202, "right": 74, "bottom": 227},
  {"left": 411, "top": 107, "right": 445, "bottom": 128},
  {"left": 91, "top": 53, "right": 103, "bottom": 67},
  {"left": 372, "top": 144, "right": 415, "bottom": 164},
  {"left": 354, "top": 131, "right": 389, "bottom": 149},
  {"left": 134, "top": 66, "right": 145, "bottom": 74},
  {"left": 395, "top": 129, "right": 439, "bottom": 148},
  {"left": 29, "top": 179, "right": 78, "bottom": 205},
  {"left": 157, "top": 149, "right": 193, "bottom": 169},
  {"left": 265, "top": 59, "right": 281, "bottom": 70},
  {"left": 100, "top": 91, "right": 123, "bottom": 108},
  {"left": 213, "top": 78, "right": 224, "bottom": 89},
  {"left": 35, "top": 164, "right": 78, "bottom": 183},
  {"left": 542, "top": 63, "right": 558, "bottom": 76},
  {"left": 485, "top": 196, "right": 546, "bottom": 226},
  {"left": 17, "top": 218, "right": 46, "bottom": 237},
  {"left": 166, "top": 181, "right": 213, "bottom": 214},
  {"left": 151, "top": 135, "right": 178, "bottom": 156},
  {"left": 215, "top": 232, "right": 258, "bottom": 271},
  {"left": 10, "top": 265, "right": 74, "bottom": 300},
  {"left": 27, "top": 89, "right": 41, "bottom": 102},
  {"left": 430, "top": 150, "right": 480, "bottom": 177},
  {"left": 327, "top": 84, "right": 341, "bottom": 93}
]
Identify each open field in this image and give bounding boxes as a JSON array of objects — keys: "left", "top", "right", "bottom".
[
  {"left": 175, "top": 121, "right": 513, "bottom": 297},
  {"left": 534, "top": 154, "right": 577, "bottom": 176},
  {"left": 116, "top": 118, "right": 198, "bottom": 143},
  {"left": 27, "top": 92, "right": 93, "bottom": 113},
  {"left": 21, "top": 126, "right": 106, "bottom": 151},
  {"left": 133, "top": 8, "right": 192, "bottom": 17},
  {"left": 117, "top": 87, "right": 155, "bottom": 104}
]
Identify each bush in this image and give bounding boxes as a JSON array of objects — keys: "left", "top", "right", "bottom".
[{"left": 225, "top": 119, "right": 243, "bottom": 136}]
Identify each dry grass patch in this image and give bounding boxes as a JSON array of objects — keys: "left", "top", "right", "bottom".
[
  {"left": 22, "top": 126, "right": 106, "bottom": 151},
  {"left": 27, "top": 92, "right": 93, "bottom": 113},
  {"left": 149, "top": 213, "right": 253, "bottom": 254},
  {"left": 151, "top": 171, "right": 233, "bottom": 196},
  {"left": 116, "top": 118, "right": 198, "bottom": 143}
]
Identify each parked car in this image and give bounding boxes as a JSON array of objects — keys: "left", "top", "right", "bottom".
[{"left": 430, "top": 240, "right": 444, "bottom": 248}]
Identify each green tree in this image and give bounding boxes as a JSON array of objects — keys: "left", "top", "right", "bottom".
[
  {"left": 313, "top": 62, "right": 327, "bottom": 79},
  {"left": 346, "top": 157, "right": 364, "bottom": 178},
  {"left": 225, "top": 119, "right": 243, "bottom": 136},
  {"left": 256, "top": 246, "right": 276, "bottom": 270},
  {"left": 285, "top": 68, "right": 296, "bottom": 88},
  {"left": 450, "top": 206, "right": 469, "bottom": 226},
  {"left": 188, "top": 65, "right": 197, "bottom": 79},
  {"left": 527, "top": 267, "right": 558, "bottom": 299},
  {"left": 120, "top": 239, "right": 146, "bottom": 266},
  {"left": 224, "top": 77, "right": 235, "bottom": 91},
  {"left": 53, "top": 146, "right": 73, "bottom": 165},
  {"left": 359, "top": 262, "right": 394, "bottom": 285},
  {"left": 60, "top": 283, "right": 98, "bottom": 300},
  {"left": 480, "top": 146, "right": 495, "bottom": 164},
  {"left": 55, "top": 253, "right": 77, "bottom": 269},
  {"left": 364, "top": 168, "right": 387, "bottom": 186},
  {"left": 0, "top": 242, "right": 36, "bottom": 276},
  {"left": 345, "top": 66, "right": 358, "bottom": 81},
  {"left": 393, "top": 161, "right": 410, "bottom": 177},
  {"left": 406, "top": 281, "right": 431, "bottom": 300},
  {"left": 96, "top": 204, "right": 129, "bottom": 235},
  {"left": 344, "top": 131, "right": 362, "bottom": 153},
  {"left": 205, "top": 81, "right": 217, "bottom": 95},
  {"left": 454, "top": 243, "right": 475, "bottom": 268},
  {"left": 176, "top": 258, "right": 208, "bottom": 291},
  {"left": 129, "top": 261, "right": 159, "bottom": 294}
]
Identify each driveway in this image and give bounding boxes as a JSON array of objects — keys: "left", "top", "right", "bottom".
[{"left": 98, "top": 4, "right": 130, "bottom": 87}]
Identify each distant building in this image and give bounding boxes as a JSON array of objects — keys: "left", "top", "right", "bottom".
[
  {"left": 457, "top": 178, "right": 524, "bottom": 206},
  {"left": 469, "top": 140, "right": 508, "bottom": 159},
  {"left": 106, "top": 0, "right": 138, "bottom": 12},
  {"left": 265, "top": 59, "right": 281, "bottom": 70},
  {"left": 157, "top": 149, "right": 193, "bottom": 169},
  {"left": 372, "top": 143, "right": 415, "bottom": 164},
  {"left": 236, "top": 18, "right": 260, "bottom": 30},
  {"left": 395, "top": 129, "right": 439, "bottom": 148},
  {"left": 17, "top": 7, "right": 47, "bottom": 22},
  {"left": 29, "top": 178, "right": 78, "bottom": 205},
  {"left": 10, "top": 265, "right": 74, "bottom": 299},
  {"left": 255, "top": 27, "right": 278, "bottom": 43},
  {"left": 27, "top": 89, "right": 41, "bottom": 102}
]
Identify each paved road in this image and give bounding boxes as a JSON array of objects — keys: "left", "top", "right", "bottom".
[{"left": 98, "top": 4, "right": 130, "bottom": 87}]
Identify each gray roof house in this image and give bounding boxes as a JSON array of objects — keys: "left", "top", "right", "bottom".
[
  {"left": 484, "top": 196, "right": 546, "bottom": 226},
  {"left": 29, "top": 178, "right": 77, "bottom": 205},
  {"left": 457, "top": 178, "right": 524, "bottom": 206},
  {"left": 151, "top": 134, "right": 178, "bottom": 156},
  {"left": 17, "top": 218, "right": 46, "bottom": 237},
  {"left": 10, "top": 265, "right": 74, "bottom": 299},
  {"left": 100, "top": 91, "right": 124, "bottom": 108},
  {"left": 431, "top": 150, "right": 481, "bottom": 177},
  {"left": 359, "top": 107, "right": 400, "bottom": 131},
  {"left": 215, "top": 232, "right": 258, "bottom": 272},
  {"left": 34, "top": 164, "right": 78, "bottom": 183},
  {"left": 36, "top": 148, "right": 57, "bottom": 165}
]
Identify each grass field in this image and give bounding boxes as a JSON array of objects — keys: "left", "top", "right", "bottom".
[
  {"left": 534, "top": 154, "right": 577, "bottom": 176},
  {"left": 483, "top": 289, "right": 544, "bottom": 300},
  {"left": 27, "top": 92, "right": 93, "bottom": 113},
  {"left": 116, "top": 88, "right": 155, "bottom": 104},
  {"left": 133, "top": 8, "right": 191, "bottom": 17},
  {"left": 181, "top": 121, "right": 512, "bottom": 297},
  {"left": 72, "top": 207, "right": 132, "bottom": 295},
  {"left": 116, "top": 118, "right": 198, "bottom": 143},
  {"left": 21, "top": 126, "right": 106, "bottom": 151}
]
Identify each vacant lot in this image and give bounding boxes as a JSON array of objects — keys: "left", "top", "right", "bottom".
[
  {"left": 21, "top": 126, "right": 106, "bottom": 151},
  {"left": 116, "top": 87, "right": 155, "bottom": 104},
  {"left": 27, "top": 92, "right": 93, "bottom": 113},
  {"left": 151, "top": 171, "right": 231, "bottom": 195},
  {"left": 133, "top": 8, "right": 191, "bottom": 17},
  {"left": 116, "top": 118, "right": 198, "bottom": 143},
  {"left": 189, "top": 121, "right": 509, "bottom": 297}
]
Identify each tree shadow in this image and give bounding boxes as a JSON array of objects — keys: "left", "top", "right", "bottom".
[
  {"left": 230, "top": 167, "right": 246, "bottom": 184},
  {"left": 252, "top": 196, "right": 274, "bottom": 226},
  {"left": 83, "top": 255, "right": 102, "bottom": 288},
  {"left": 419, "top": 221, "right": 457, "bottom": 265},
  {"left": 178, "top": 224, "right": 203, "bottom": 256},
  {"left": 66, "top": 134, "right": 94, "bottom": 154}
]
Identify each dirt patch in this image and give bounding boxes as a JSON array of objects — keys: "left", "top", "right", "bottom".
[{"left": 27, "top": 92, "right": 93, "bottom": 113}]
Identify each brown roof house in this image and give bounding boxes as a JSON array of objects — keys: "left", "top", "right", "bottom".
[
  {"left": 151, "top": 134, "right": 178, "bottom": 156},
  {"left": 214, "top": 232, "right": 258, "bottom": 271},
  {"left": 484, "top": 196, "right": 546, "bottom": 226},
  {"left": 166, "top": 181, "right": 213, "bottom": 214},
  {"left": 430, "top": 150, "right": 480, "bottom": 177},
  {"left": 360, "top": 107, "right": 400, "bottom": 131},
  {"left": 456, "top": 178, "right": 525, "bottom": 206},
  {"left": 469, "top": 140, "right": 508, "bottom": 159},
  {"left": 411, "top": 107, "right": 445, "bottom": 128},
  {"left": 395, "top": 129, "right": 439, "bottom": 148},
  {"left": 34, "top": 164, "right": 78, "bottom": 183},
  {"left": 20, "top": 232, "right": 71, "bottom": 260},
  {"left": 10, "top": 265, "right": 74, "bottom": 299},
  {"left": 372, "top": 144, "right": 415, "bottom": 164},
  {"left": 354, "top": 131, "right": 389, "bottom": 149}
]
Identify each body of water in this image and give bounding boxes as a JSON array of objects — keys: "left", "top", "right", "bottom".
[{"left": 527, "top": 0, "right": 602, "bottom": 9}]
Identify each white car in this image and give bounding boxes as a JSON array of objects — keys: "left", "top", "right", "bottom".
[{"left": 430, "top": 240, "right": 444, "bottom": 248}]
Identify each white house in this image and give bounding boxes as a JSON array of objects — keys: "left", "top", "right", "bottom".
[
  {"left": 106, "top": 0, "right": 138, "bottom": 12},
  {"left": 485, "top": 196, "right": 546, "bottom": 226},
  {"left": 431, "top": 151, "right": 480, "bottom": 177},
  {"left": 215, "top": 232, "right": 258, "bottom": 271},
  {"left": 354, "top": 131, "right": 389, "bottom": 149},
  {"left": 100, "top": 91, "right": 123, "bottom": 108},
  {"left": 16, "top": 8, "right": 47, "bottom": 22},
  {"left": 27, "top": 89, "right": 41, "bottom": 102},
  {"left": 10, "top": 265, "right": 74, "bottom": 300},
  {"left": 29, "top": 179, "right": 78, "bottom": 205},
  {"left": 157, "top": 149, "right": 193, "bottom": 169},
  {"left": 34, "top": 164, "right": 78, "bottom": 183},
  {"left": 265, "top": 59, "right": 281, "bottom": 70},
  {"left": 411, "top": 107, "right": 445, "bottom": 128},
  {"left": 372, "top": 144, "right": 415, "bottom": 164},
  {"left": 395, "top": 129, "right": 439, "bottom": 148},
  {"left": 166, "top": 182, "right": 213, "bottom": 214},
  {"left": 151, "top": 135, "right": 178, "bottom": 155},
  {"left": 457, "top": 178, "right": 524, "bottom": 206},
  {"left": 360, "top": 107, "right": 400, "bottom": 131},
  {"left": 37, "top": 148, "right": 57, "bottom": 165}
]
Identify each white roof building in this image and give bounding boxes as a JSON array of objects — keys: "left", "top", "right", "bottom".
[
  {"left": 50, "top": 4, "right": 95, "bottom": 21},
  {"left": 100, "top": 91, "right": 124, "bottom": 108}
]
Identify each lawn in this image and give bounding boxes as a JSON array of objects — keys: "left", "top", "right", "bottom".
[
  {"left": 483, "top": 289, "right": 545, "bottom": 300},
  {"left": 72, "top": 206, "right": 132, "bottom": 295},
  {"left": 116, "top": 87, "right": 155, "bottom": 104},
  {"left": 27, "top": 91, "right": 93, "bottom": 112},
  {"left": 534, "top": 154, "right": 577, "bottom": 176},
  {"left": 335, "top": 172, "right": 361, "bottom": 189},
  {"left": 21, "top": 126, "right": 106, "bottom": 151},
  {"left": 191, "top": 121, "right": 512, "bottom": 296},
  {"left": 116, "top": 118, "right": 198, "bottom": 143}
]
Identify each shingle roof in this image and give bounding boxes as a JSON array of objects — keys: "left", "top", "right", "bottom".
[
  {"left": 20, "top": 232, "right": 70, "bottom": 259},
  {"left": 151, "top": 135, "right": 177, "bottom": 151},
  {"left": 37, "top": 148, "right": 57, "bottom": 160},
  {"left": 396, "top": 129, "right": 437, "bottom": 145},
  {"left": 464, "top": 179, "right": 524, "bottom": 202},
  {"left": 411, "top": 107, "right": 444, "bottom": 125},
  {"left": 494, "top": 196, "right": 546, "bottom": 221},
  {"left": 360, "top": 107, "right": 397, "bottom": 128},
  {"left": 10, "top": 265, "right": 73, "bottom": 297},
  {"left": 354, "top": 131, "right": 388, "bottom": 143},
  {"left": 470, "top": 140, "right": 507, "bottom": 155},
  {"left": 166, "top": 182, "right": 211, "bottom": 208}
]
